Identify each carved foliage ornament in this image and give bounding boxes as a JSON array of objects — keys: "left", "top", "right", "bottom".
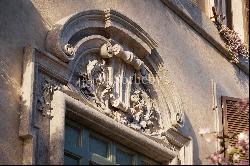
[
  {"left": 38, "top": 79, "right": 60, "bottom": 119},
  {"left": 73, "top": 41, "right": 165, "bottom": 137}
]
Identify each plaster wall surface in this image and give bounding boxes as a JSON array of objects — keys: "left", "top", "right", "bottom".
[
  {"left": 0, "top": 0, "right": 248, "bottom": 164},
  {"left": 231, "top": 0, "right": 245, "bottom": 41},
  {"left": 0, "top": 0, "right": 47, "bottom": 164}
]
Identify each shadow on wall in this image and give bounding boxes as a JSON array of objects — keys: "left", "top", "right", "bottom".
[
  {"left": 0, "top": 0, "right": 48, "bottom": 164},
  {"left": 178, "top": 113, "right": 202, "bottom": 165}
]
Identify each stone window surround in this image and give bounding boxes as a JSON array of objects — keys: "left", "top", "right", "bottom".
[
  {"left": 50, "top": 90, "right": 177, "bottom": 165},
  {"left": 64, "top": 118, "right": 161, "bottom": 165},
  {"left": 18, "top": 9, "right": 193, "bottom": 165},
  {"left": 19, "top": 45, "right": 192, "bottom": 165}
]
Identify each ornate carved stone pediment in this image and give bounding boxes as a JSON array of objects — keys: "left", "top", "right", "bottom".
[
  {"left": 45, "top": 8, "right": 185, "bottom": 140},
  {"left": 19, "top": 9, "right": 190, "bottom": 165}
]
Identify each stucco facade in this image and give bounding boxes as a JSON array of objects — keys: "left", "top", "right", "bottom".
[{"left": 0, "top": 0, "right": 248, "bottom": 165}]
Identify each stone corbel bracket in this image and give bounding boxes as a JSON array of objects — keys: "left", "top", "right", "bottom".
[{"left": 46, "top": 9, "right": 158, "bottom": 63}]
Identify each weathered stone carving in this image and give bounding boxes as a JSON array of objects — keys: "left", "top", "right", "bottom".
[
  {"left": 110, "top": 98, "right": 129, "bottom": 112},
  {"left": 38, "top": 80, "right": 59, "bottom": 119},
  {"left": 128, "top": 87, "right": 163, "bottom": 134},
  {"left": 21, "top": 10, "right": 189, "bottom": 165},
  {"left": 74, "top": 42, "right": 164, "bottom": 136},
  {"left": 100, "top": 42, "right": 145, "bottom": 71},
  {"left": 46, "top": 9, "right": 158, "bottom": 63},
  {"left": 77, "top": 58, "right": 113, "bottom": 114},
  {"left": 77, "top": 72, "right": 95, "bottom": 99},
  {"left": 63, "top": 44, "right": 75, "bottom": 57},
  {"left": 100, "top": 42, "right": 113, "bottom": 58},
  {"left": 172, "top": 112, "right": 184, "bottom": 127}
]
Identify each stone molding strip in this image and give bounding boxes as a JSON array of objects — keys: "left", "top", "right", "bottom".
[{"left": 161, "top": 0, "right": 249, "bottom": 75}]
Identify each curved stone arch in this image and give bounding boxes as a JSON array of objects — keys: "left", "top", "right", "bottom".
[
  {"left": 45, "top": 9, "right": 184, "bottom": 133},
  {"left": 46, "top": 9, "right": 157, "bottom": 62}
]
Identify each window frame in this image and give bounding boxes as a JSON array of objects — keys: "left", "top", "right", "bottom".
[
  {"left": 49, "top": 90, "right": 178, "bottom": 165},
  {"left": 64, "top": 118, "right": 159, "bottom": 165},
  {"left": 89, "top": 130, "right": 113, "bottom": 165}
]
